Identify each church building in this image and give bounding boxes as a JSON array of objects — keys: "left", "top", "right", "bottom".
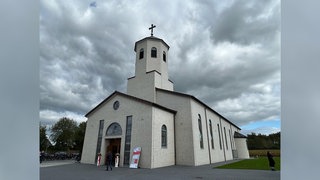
[{"left": 81, "top": 27, "right": 249, "bottom": 169}]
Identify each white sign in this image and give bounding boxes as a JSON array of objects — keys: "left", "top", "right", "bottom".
[{"left": 129, "top": 147, "right": 141, "bottom": 168}]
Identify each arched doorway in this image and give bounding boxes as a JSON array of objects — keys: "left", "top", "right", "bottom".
[{"left": 105, "top": 122, "right": 122, "bottom": 165}]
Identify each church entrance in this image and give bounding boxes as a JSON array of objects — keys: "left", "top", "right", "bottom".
[{"left": 105, "top": 138, "right": 121, "bottom": 165}]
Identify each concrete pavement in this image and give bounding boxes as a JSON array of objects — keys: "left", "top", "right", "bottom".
[
  {"left": 40, "top": 160, "right": 76, "bottom": 168},
  {"left": 40, "top": 160, "right": 280, "bottom": 180}
]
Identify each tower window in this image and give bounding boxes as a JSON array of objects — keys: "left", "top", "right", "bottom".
[
  {"left": 163, "top": 51, "right": 166, "bottom": 62},
  {"left": 151, "top": 47, "right": 157, "bottom": 58},
  {"left": 139, "top": 48, "right": 144, "bottom": 59}
]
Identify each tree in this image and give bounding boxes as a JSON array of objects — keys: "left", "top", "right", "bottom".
[
  {"left": 246, "top": 132, "right": 281, "bottom": 150},
  {"left": 74, "top": 121, "right": 86, "bottom": 153},
  {"left": 40, "top": 125, "right": 51, "bottom": 151},
  {"left": 269, "top": 132, "right": 281, "bottom": 149},
  {"left": 50, "top": 117, "right": 78, "bottom": 152}
]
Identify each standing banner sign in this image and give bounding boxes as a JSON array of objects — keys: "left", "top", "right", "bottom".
[{"left": 129, "top": 147, "right": 141, "bottom": 168}]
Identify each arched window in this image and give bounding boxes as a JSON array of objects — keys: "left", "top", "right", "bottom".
[
  {"left": 163, "top": 51, "right": 166, "bottom": 62},
  {"left": 198, "top": 114, "right": 204, "bottom": 149},
  {"left": 139, "top": 48, "right": 144, "bottom": 59},
  {"left": 106, "top": 122, "right": 122, "bottom": 136},
  {"left": 209, "top": 120, "right": 214, "bottom": 149},
  {"left": 151, "top": 47, "right": 157, "bottom": 58},
  {"left": 161, "top": 125, "right": 167, "bottom": 148}
]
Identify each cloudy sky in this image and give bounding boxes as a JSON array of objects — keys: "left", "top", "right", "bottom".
[{"left": 40, "top": 0, "right": 280, "bottom": 135}]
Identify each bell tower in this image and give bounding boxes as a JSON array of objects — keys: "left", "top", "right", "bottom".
[{"left": 127, "top": 25, "right": 173, "bottom": 102}]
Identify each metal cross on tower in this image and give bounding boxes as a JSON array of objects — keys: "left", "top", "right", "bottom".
[{"left": 149, "top": 24, "right": 156, "bottom": 36}]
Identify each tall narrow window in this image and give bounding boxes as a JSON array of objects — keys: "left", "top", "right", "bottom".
[
  {"left": 229, "top": 129, "right": 233, "bottom": 149},
  {"left": 95, "top": 120, "right": 104, "bottom": 163},
  {"left": 209, "top": 120, "right": 214, "bottom": 149},
  {"left": 161, "top": 125, "right": 167, "bottom": 148},
  {"left": 198, "top": 114, "right": 204, "bottom": 149},
  {"left": 163, "top": 51, "right": 166, "bottom": 62},
  {"left": 224, "top": 127, "right": 228, "bottom": 150},
  {"left": 151, "top": 47, "right": 157, "bottom": 58},
  {"left": 139, "top": 48, "right": 144, "bottom": 59},
  {"left": 217, "top": 124, "right": 222, "bottom": 150},
  {"left": 124, "top": 116, "right": 132, "bottom": 165}
]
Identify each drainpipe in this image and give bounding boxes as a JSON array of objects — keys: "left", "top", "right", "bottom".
[
  {"left": 204, "top": 109, "right": 211, "bottom": 164},
  {"left": 173, "top": 114, "right": 177, "bottom": 165}
]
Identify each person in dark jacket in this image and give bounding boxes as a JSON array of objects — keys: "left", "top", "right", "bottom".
[
  {"left": 105, "top": 151, "right": 113, "bottom": 171},
  {"left": 267, "top": 151, "right": 275, "bottom": 171}
]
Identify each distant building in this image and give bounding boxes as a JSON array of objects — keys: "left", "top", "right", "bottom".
[{"left": 81, "top": 32, "right": 249, "bottom": 168}]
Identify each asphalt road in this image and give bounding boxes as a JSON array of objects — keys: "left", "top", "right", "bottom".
[{"left": 40, "top": 160, "right": 280, "bottom": 180}]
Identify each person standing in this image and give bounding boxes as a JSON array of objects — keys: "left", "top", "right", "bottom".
[
  {"left": 267, "top": 151, "right": 276, "bottom": 171},
  {"left": 97, "top": 153, "right": 102, "bottom": 166},
  {"left": 105, "top": 151, "right": 113, "bottom": 171}
]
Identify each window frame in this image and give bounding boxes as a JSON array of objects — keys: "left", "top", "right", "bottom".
[
  {"left": 209, "top": 120, "right": 214, "bottom": 149},
  {"left": 224, "top": 127, "right": 228, "bottom": 150},
  {"left": 161, "top": 125, "right": 167, "bottom": 148},
  {"left": 217, "top": 124, "right": 222, "bottom": 150},
  {"left": 106, "top": 122, "right": 122, "bottom": 136},
  {"left": 139, "top": 48, "right": 144, "bottom": 59},
  {"left": 151, "top": 47, "right": 157, "bottom": 58},
  {"left": 198, "top": 114, "right": 204, "bottom": 149}
]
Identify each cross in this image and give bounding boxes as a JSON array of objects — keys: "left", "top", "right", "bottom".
[{"left": 149, "top": 24, "right": 156, "bottom": 36}]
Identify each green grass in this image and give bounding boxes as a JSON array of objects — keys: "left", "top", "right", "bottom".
[{"left": 215, "top": 157, "right": 280, "bottom": 171}]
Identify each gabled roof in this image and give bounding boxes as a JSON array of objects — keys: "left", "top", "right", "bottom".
[
  {"left": 134, "top": 36, "right": 170, "bottom": 52},
  {"left": 85, "top": 91, "right": 176, "bottom": 117},
  {"left": 156, "top": 88, "right": 241, "bottom": 130},
  {"left": 234, "top": 131, "right": 247, "bottom": 138}
]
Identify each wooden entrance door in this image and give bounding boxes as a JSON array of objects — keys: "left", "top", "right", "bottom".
[{"left": 106, "top": 138, "right": 121, "bottom": 165}]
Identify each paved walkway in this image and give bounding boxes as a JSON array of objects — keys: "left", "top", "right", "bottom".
[
  {"left": 40, "top": 160, "right": 76, "bottom": 168},
  {"left": 40, "top": 160, "right": 280, "bottom": 180}
]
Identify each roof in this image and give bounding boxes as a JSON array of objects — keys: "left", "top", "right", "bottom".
[
  {"left": 156, "top": 88, "right": 241, "bottom": 130},
  {"left": 234, "top": 131, "right": 247, "bottom": 138},
  {"left": 85, "top": 91, "right": 177, "bottom": 117},
  {"left": 134, "top": 36, "right": 170, "bottom": 52}
]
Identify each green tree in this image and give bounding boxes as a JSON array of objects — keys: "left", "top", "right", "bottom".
[
  {"left": 40, "top": 125, "right": 51, "bottom": 151},
  {"left": 269, "top": 132, "right": 281, "bottom": 149},
  {"left": 246, "top": 132, "right": 281, "bottom": 150},
  {"left": 74, "top": 121, "right": 86, "bottom": 153},
  {"left": 50, "top": 117, "right": 78, "bottom": 152}
]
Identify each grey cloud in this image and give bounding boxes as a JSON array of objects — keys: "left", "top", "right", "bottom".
[
  {"left": 166, "top": 1, "right": 280, "bottom": 127},
  {"left": 40, "top": 1, "right": 138, "bottom": 114},
  {"left": 210, "top": 0, "right": 280, "bottom": 45},
  {"left": 40, "top": 0, "right": 280, "bottom": 134}
]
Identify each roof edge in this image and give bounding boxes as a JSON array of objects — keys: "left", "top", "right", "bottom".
[
  {"left": 85, "top": 91, "right": 177, "bottom": 117},
  {"left": 134, "top": 36, "right": 170, "bottom": 52},
  {"left": 155, "top": 88, "right": 241, "bottom": 130},
  {"left": 234, "top": 131, "right": 247, "bottom": 138}
]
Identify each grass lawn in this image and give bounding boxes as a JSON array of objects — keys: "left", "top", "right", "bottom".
[{"left": 215, "top": 157, "right": 280, "bottom": 171}]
